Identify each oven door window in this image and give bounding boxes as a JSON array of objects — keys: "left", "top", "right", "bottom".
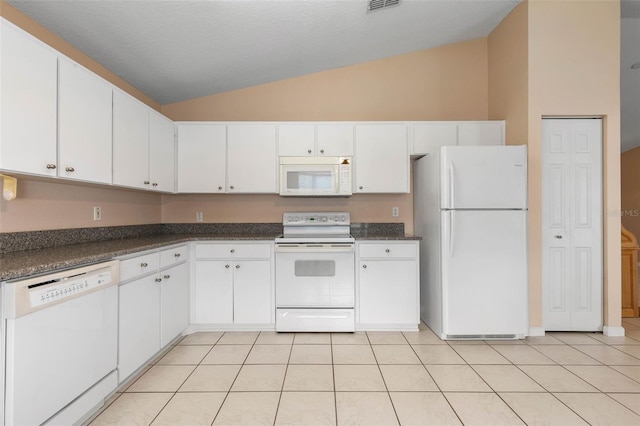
[{"left": 295, "top": 260, "right": 335, "bottom": 277}]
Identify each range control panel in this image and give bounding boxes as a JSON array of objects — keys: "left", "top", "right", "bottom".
[{"left": 283, "top": 212, "right": 350, "bottom": 226}]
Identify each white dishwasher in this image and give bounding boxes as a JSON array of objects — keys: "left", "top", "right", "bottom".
[{"left": 3, "top": 260, "right": 119, "bottom": 426}]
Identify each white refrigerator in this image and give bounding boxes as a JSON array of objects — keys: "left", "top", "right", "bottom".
[{"left": 414, "top": 145, "right": 528, "bottom": 339}]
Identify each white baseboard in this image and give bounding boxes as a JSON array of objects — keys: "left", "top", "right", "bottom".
[
  {"left": 528, "top": 326, "right": 545, "bottom": 337},
  {"left": 603, "top": 326, "right": 625, "bottom": 337}
]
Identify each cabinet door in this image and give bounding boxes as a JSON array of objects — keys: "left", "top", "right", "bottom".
[
  {"left": 278, "top": 123, "right": 315, "bottom": 156},
  {"left": 227, "top": 124, "right": 277, "bottom": 193},
  {"left": 176, "top": 123, "right": 226, "bottom": 193},
  {"left": 118, "top": 275, "right": 161, "bottom": 382},
  {"left": 316, "top": 123, "right": 354, "bottom": 156},
  {"left": 355, "top": 124, "right": 408, "bottom": 193},
  {"left": 113, "top": 90, "right": 149, "bottom": 189},
  {"left": 160, "top": 263, "right": 190, "bottom": 347},
  {"left": 194, "top": 260, "right": 233, "bottom": 324},
  {"left": 0, "top": 20, "right": 57, "bottom": 176},
  {"left": 412, "top": 123, "right": 457, "bottom": 155},
  {"left": 358, "top": 260, "right": 418, "bottom": 325},
  {"left": 58, "top": 59, "right": 113, "bottom": 184},
  {"left": 149, "top": 111, "right": 175, "bottom": 192},
  {"left": 233, "top": 260, "right": 272, "bottom": 324},
  {"left": 458, "top": 122, "right": 504, "bottom": 146}
]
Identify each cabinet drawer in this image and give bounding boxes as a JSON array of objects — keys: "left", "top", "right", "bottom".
[
  {"left": 195, "top": 243, "right": 272, "bottom": 259},
  {"left": 160, "top": 245, "right": 188, "bottom": 268},
  {"left": 120, "top": 252, "right": 160, "bottom": 282},
  {"left": 358, "top": 243, "right": 417, "bottom": 259}
]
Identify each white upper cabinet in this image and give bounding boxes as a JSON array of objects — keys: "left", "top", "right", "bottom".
[
  {"left": 412, "top": 122, "right": 458, "bottom": 156},
  {"left": 458, "top": 121, "right": 505, "bottom": 146},
  {"left": 227, "top": 123, "right": 277, "bottom": 193},
  {"left": 411, "top": 121, "right": 505, "bottom": 155},
  {"left": 113, "top": 90, "right": 150, "bottom": 189},
  {"left": 58, "top": 58, "right": 113, "bottom": 184},
  {"left": 149, "top": 111, "right": 176, "bottom": 193},
  {"left": 0, "top": 19, "right": 57, "bottom": 176},
  {"left": 113, "top": 91, "right": 175, "bottom": 192},
  {"left": 176, "top": 123, "right": 226, "bottom": 193},
  {"left": 354, "top": 123, "right": 409, "bottom": 193},
  {"left": 278, "top": 123, "right": 354, "bottom": 157}
]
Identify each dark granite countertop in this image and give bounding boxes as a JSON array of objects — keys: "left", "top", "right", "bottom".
[{"left": 0, "top": 223, "right": 419, "bottom": 281}]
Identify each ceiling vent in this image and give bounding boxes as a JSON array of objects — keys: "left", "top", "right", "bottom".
[{"left": 368, "top": 0, "right": 400, "bottom": 12}]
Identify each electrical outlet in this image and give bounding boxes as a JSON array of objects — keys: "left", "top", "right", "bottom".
[
  {"left": 93, "top": 206, "right": 102, "bottom": 221},
  {"left": 196, "top": 211, "right": 203, "bottom": 222},
  {"left": 392, "top": 207, "right": 399, "bottom": 217}
]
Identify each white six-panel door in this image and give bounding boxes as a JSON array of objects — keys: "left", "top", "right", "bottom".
[{"left": 542, "top": 118, "right": 603, "bottom": 331}]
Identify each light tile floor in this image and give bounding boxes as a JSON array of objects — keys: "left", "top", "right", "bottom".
[{"left": 89, "top": 318, "right": 640, "bottom": 425}]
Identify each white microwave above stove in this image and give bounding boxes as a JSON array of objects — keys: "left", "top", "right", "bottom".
[{"left": 279, "top": 156, "right": 352, "bottom": 197}]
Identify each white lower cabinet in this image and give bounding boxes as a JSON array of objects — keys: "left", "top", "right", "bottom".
[
  {"left": 117, "top": 244, "right": 189, "bottom": 383},
  {"left": 356, "top": 241, "right": 420, "bottom": 330},
  {"left": 193, "top": 242, "right": 274, "bottom": 328}
]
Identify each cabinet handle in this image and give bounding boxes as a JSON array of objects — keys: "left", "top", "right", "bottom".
[
  {"left": 307, "top": 149, "right": 312, "bottom": 154},
  {"left": 164, "top": 274, "right": 170, "bottom": 279},
  {"left": 230, "top": 249, "right": 235, "bottom": 253},
  {"left": 235, "top": 264, "right": 240, "bottom": 269},
  {"left": 225, "top": 264, "right": 230, "bottom": 269},
  {"left": 140, "top": 262, "right": 148, "bottom": 268},
  {"left": 152, "top": 182, "right": 158, "bottom": 187},
  {"left": 320, "top": 149, "right": 325, "bottom": 154},
  {"left": 65, "top": 167, "right": 75, "bottom": 172},
  {"left": 362, "top": 264, "right": 367, "bottom": 269},
  {"left": 46, "top": 164, "right": 57, "bottom": 169},
  {"left": 218, "top": 186, "right": 223, "bottom": 190},
  {"left": 385, "top": 249, "right": 390, "bottom": 253},
  {"left": 144, "top": 180, "right": 150, "bottom": 185},
  {"left": 174, "top": 253, "right": 181, "bottom": 258},
  {"left": 155, "top": 277, "right": 162, "bottom": 283}
]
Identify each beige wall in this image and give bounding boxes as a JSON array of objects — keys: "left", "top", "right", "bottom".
[
  {"left": 0, "top": 178, "right": 161, "bottom": 232},
  {"left": 162, "top": 38, "right": 489, "bottom": 122},
  {"left": 161, "top": 38, "right": 491, "bottom": 233},
  {"left": 527, "top": 0, "right": 621, "bottom": 329},
  {"left": 621, "top": 147, "right": 640, "bottom": 238}
]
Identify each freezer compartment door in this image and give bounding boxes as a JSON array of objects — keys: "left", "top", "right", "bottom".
[
  {"left": 441, "top": 210, "right": 528, "bottom": 337},
  {"left": 440, "top": 145, "right": 527, "bottom": 209}
]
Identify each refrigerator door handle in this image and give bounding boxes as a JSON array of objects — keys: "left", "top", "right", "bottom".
[
  {"left": 448, "top": 161, "right": 455, "bottom": 209},
  {"left": 450, "top": 210, "right": 455, "bottom": 257}
]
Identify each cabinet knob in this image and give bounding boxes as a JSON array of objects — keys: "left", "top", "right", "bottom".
[
  {"left": 152, "top": 182, "right": 158, "bottom": 187},
  {"left": 230, "top": 249, "right": 235, "bottom": 253},
  {"left": 218, "top": 186, "right": 223, "bottom": 190},
  {"left": 554, "top": 235, "right": 563, "bottom": 239},
  {"left": 362, "top": 264, "right": 367, "bottom": 269},
  {"left": 320, "top": 149, "right": 325, "bottom": 154},
  {"left": 155, "top": 277, "right": 162, "bottom": 283},
  {"left": 164, "top": 274, "right": 170, "bottom": 279},
  {"left": 359, "top": 186, "right": 364, "bottom": 190},
  {"left": 225, "top": 264, "right": 230, "bottom": 268},
  {"left": 144, "top": 180, "right": 150, "bottom": 185},
  {"left": 174, "top": 253, "right": 181, "bottom": 258},
  {"left": 229, "top": 185, "right": 234, "bottom": 190},
  {"left": 65, "top": 166, "right": 75, "bottom": 172},
  {"left": 235, "top": 264, "right": 240, "bottom": 269},
  {"left": 307, "top": 149, "right": 312, "bottom": 154},
  {"left": 46, "top": 164, "right": 57, "bottom": 169},
  {"left": 385, "top": 249, "right": 390, "bottom": 253},
  {"left": 140, "top": 262, "right": 148, "bottom": 268}
]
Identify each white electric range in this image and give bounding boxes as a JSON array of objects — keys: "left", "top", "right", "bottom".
[{"left": 274, "top": 212, "right": 355, "bottom": 332}]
